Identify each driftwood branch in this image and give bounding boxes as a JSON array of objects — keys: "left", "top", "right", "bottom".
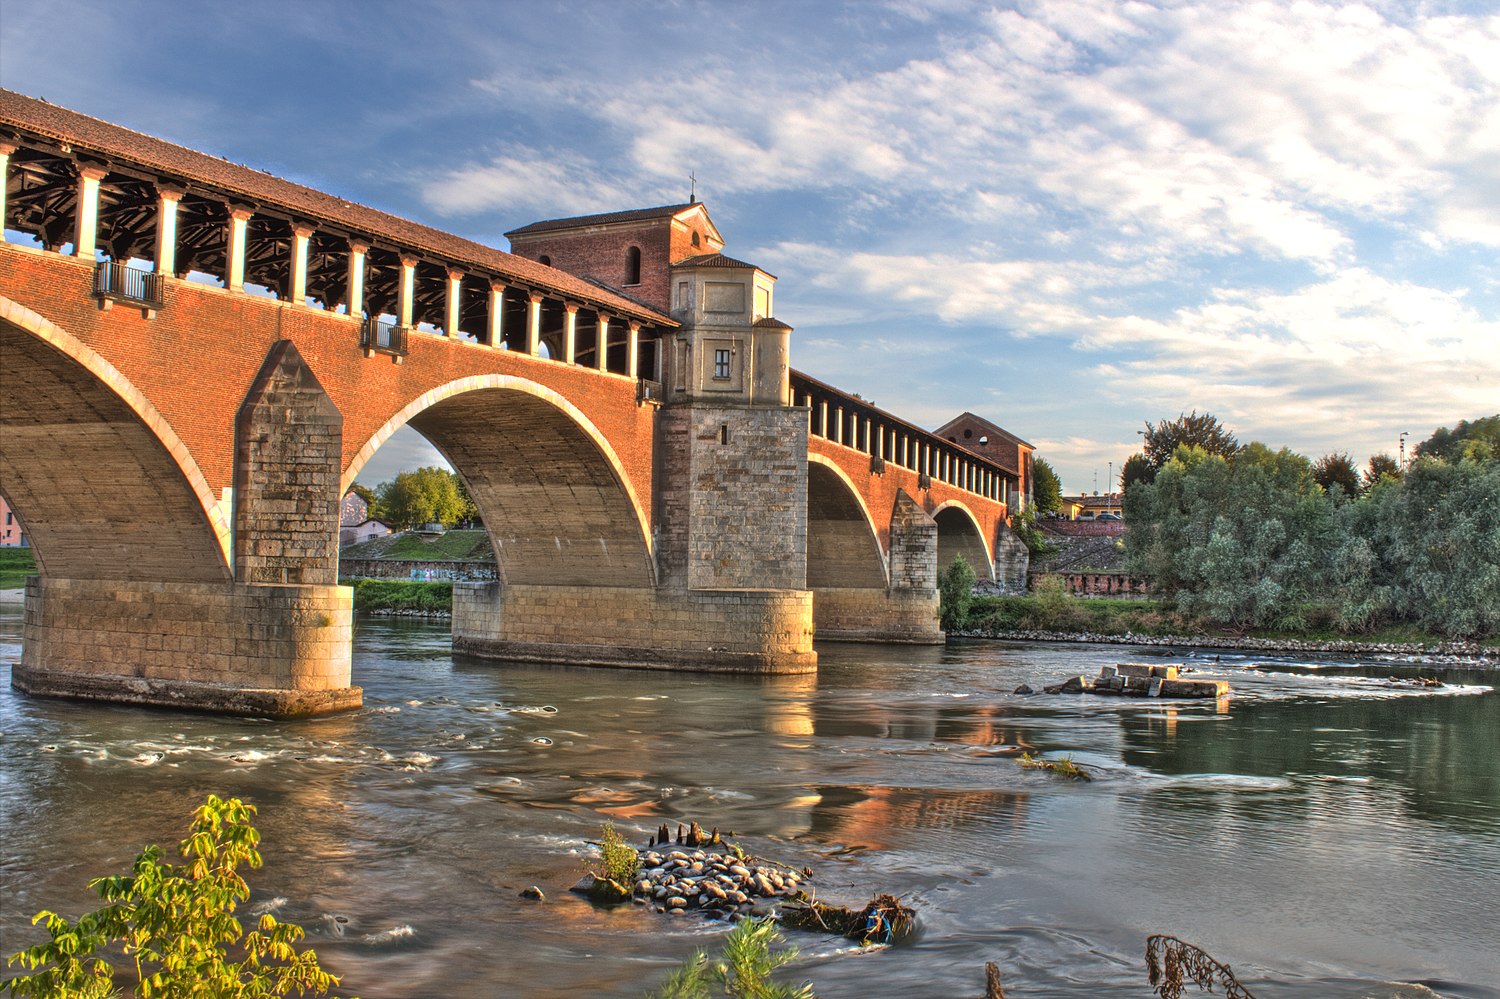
[{"left": 1145, "top": 935, "right": 1256, "bottom": 999}]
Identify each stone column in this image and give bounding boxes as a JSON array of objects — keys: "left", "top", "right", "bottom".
[
  {"left": 596, "top": 314, "right": 610, "bottom": 372},
  {"left": 289, "top": 224, "right": 313, "bottom": 304},
  {"left": 487, "top": 281, "right": 505, "bottom": 346},
  {"left": 225, "top": 206, "right": 253, "bottom": 290},
  {"left": 627, "top": 321, "right": 640, "bottom": 378},
  {"left": 445, "top": 268, "right": 464, "bottom": 337},
  {"left": 526, "top": 291, "right": 543, "bottom": 355},
  {"left": 73, "top": 165, "right": 108, "bottom": 259},
  {"left": 563, "top": 303, "right": 578, "bottom": 364},
  {"left": 345, "top": 240, "right": 368, "bottom": 316},
  {"left": 819, "top": 401, "right": 828, "bottom": 438},
  {"left": 0, "top": 143, "right": 15, "bottom": 242},
  {"left": 397, "top": 254, "right": 418, "bottom": 326},
  {"left": 832, "top": 407, "right": 844, "bottom": 445},
  {"left": 154, "top": 186, "right": 183, "bottom": 275}
]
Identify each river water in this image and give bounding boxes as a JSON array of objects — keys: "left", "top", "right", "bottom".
[{"left": 2, "top": 605, "right": 1497, "bottom": 998}]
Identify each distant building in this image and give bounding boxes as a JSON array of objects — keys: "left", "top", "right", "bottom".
[
  {"left": 338, "top": 489, "right": 389, "bottom": 546},
  {"left": 0, "top": 495, "right": 28, "bottom": 547},
  {"left": 1061, "top": 493, "right": 1122, "bottom": 520},
  {"left": 932, "top": 412, "right": 1034, "bottom": 512}
]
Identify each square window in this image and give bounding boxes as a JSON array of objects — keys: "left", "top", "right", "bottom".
[{"left": 713, "top": 348, "right": 731, "bottom": 380}]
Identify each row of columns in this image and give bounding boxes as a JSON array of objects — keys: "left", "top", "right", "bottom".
[
  {"left": 801, "top": 391, "right": 1006, "bottom": 502},
  {"left": 0, "top": 147, "right": 643, "bottom": 376}
]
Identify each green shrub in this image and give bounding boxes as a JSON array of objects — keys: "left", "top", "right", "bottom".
[
  {"left": 938, "top": 555, "right": 977, "bottom": 631},
  {"left": 597, "top": 822, "right": 641, "bottom": 887},
  {"left": 348, "top": 579, "right": 452, "bottom": 614},
  {"left": 3, "top": 795, "right": 345, "bottom": 998}
]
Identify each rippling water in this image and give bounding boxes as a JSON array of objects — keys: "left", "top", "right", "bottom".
[{"left": 2, "top": 605, "right": 1497, "bottom": 998}]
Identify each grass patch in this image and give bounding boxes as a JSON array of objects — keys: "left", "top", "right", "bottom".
[
  {"left": 344, "top": 578, "right": 452, "bottom": 613},
  {"left": 0, "top": 547, "right": 37, "bottom": 589},
  {"left": 342, "top": 529, "right": 492, "bottom": 561}
]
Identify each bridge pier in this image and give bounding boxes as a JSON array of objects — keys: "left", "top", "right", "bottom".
[
  {"left": 812, "top": 491, "right": 944, "bottom": 644},
  {"left": 13, "top": 576, "right": 359, "bottom": 716},
  {"left": 453, "top": 583, "right": 815, "bottom": 673}
]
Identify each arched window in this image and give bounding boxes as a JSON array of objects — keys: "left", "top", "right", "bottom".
[
  {"left": 625, "top": 246, "right": 641, "bottom": 285},
  {"left": 538, "top": 254, "right": 551, "bottom": 266},
  {"left": 691, "top": 231, "right": 701, "bottom": 248}
]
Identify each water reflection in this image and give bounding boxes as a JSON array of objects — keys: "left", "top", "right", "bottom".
[{"left": 1, "top": 608, "right": 1496, "bottom": 998}]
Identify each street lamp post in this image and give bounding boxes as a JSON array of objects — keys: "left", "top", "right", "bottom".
[{"left": 1399, "top": 431, "right": 1409, "bottom": 470}]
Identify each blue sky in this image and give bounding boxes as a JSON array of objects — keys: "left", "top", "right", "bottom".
[{"left": 5, "top": 0, "right": 1497, "bottom": 493}]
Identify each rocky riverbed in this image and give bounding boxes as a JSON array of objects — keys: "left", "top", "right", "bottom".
[
  {"left": 955, "top": 626, "right": 1498, "bottom": 667},
  {"left": 579, "top": 844, "right": 810, "bottom": 920}
]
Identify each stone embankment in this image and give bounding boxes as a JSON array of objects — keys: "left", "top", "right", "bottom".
[{"left": 954, "top": 626, "right": 1497, "bottom": 667}]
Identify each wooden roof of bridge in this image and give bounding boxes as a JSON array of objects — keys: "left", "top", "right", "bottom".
[{"left": 0, "top": 89, "right": 673, "bottom": 327}]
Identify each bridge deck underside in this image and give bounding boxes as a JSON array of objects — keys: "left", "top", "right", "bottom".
[
  {"left": 0, "top": 320, "right": 228, "bottom": 582},
  {"left": 409, "top": 390, "right": 654, "bottom": 588}
]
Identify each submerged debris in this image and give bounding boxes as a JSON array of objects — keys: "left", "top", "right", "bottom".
[
  {"left": 1018, "top": 752, "right": 1091, "bottom": 781},
  {"left": 1044, "top": 663, "right": 1229, "bottom": 699},
  {"left": 779, "top": 893, "right": 915, "bottom": 946},
  {"left": 1146, "top": 934, "right": 1256, "bottom": 999}
]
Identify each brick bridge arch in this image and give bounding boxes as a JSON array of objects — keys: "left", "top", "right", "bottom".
[
  {"left": 0, "top": 296, "right": 231, "bottom": 581},
  {"left": 348, "top": 376, "right": 654, "bottom": 587},
  {"left": 806, "top": 454, "right": 887, "bottom": 590},
  {"left": 933, "top": 501, "right": 995, "bottom": 582}
]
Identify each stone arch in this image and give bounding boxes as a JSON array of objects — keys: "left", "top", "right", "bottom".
[
  {"left": 932, "top": 500, "right": 995, "bottom": 582},
  {"left": 806, "top": 455, "right": 887, "bottom": 589},
  {"left": 346, "top": 375, "right": 654, "bottom": 588},
  {"left": 0, "top": 296, "right": 232, "bottom": 581}
]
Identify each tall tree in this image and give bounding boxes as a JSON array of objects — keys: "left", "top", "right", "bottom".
[
  {"left": 1313, "top": 452, "right": 1361, "bottom": 498},
  {"left": 1140, "top": 411, "right": 1239, "bottom": 473},
  {"left": 1363, "top": 453, "right": 1400, "bottom": 491},
  {"left": 1121, "top": 452, "right": 1154, "bottom": 491},
  {"left": 375, "top": 467, "right": 472, "bottom": 530},
  {"left": 1031, "top": 457, "right": 1062, "bottom": 514},
  {"left": 1414, "top": 415, "right": 1500, "bottom": 464}
]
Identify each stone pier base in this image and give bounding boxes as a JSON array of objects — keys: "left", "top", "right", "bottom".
[
  {"left": 812, "top": 586, "right": 945, "bottom": 644},
  {"left": 12, "top": 576, "right": 361, "bottom": 716},
  {"left": 452, "top": 582, "right": 817, "bottom": 674}
]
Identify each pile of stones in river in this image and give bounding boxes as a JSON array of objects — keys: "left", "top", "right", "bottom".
[{"left": 633, "top": 846, "right": 810, "bottom": 919}]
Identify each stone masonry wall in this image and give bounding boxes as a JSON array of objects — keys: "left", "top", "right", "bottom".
[
  {"left": 889, "top": 490, "right": 938, "bottom": 591},
  {"left": 15, "top": 576, "right": 359, "bottom": 715},
  {"left": 234, "top": 341, "right": 342, "bottom": 585},
  {"left": 655, "top": 404, "right": 808, "bottom": 592},
  {"left": 453, "top": 582, "right": 815, "bottom": 673},
  {"left": 812, "top": 586, "right": 942, "bottom": 644}
]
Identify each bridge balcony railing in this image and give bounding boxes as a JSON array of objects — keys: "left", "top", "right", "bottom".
[
  {"left": 93, "top": 261, "right": 164, "bottom": 312},
  {"left": 360, "top": 317, "right": 409, "bottom": 359},
  {"left": 637, "top": 379, "right": 664, "bottom": 405}
]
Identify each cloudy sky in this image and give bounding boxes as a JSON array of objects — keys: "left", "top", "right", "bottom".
[{"left": 4, "top": 0, "right": 1496, "bottom": 492}]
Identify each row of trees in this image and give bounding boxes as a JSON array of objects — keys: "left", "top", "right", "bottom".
[
  {"left": 352, "top": 466, "right": 478, "bottom": 531},
  {"left": 1120, "top": 414, "right": 1500, "bottom": 639}
]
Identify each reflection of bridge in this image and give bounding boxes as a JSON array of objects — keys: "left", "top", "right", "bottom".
[{"left": 0, "top": 90, "right": 1026, "bottom": 716}]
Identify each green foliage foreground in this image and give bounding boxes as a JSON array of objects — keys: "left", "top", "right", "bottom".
[
  {"left": 345, "top": 578, "right": 452, "bottom": 614},
  {"left": 3, "top": 795, "right": 344, "bottom": 999},
  {"left": 646, "top": 918, "right": 813, "bottom": 999}
]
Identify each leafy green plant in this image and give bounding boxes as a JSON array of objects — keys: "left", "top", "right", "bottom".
[
  {"left": 598, "top": 821, "right": 641, "bottom": 887},
  {"left": 3, "top": 795, "right": 345, "bottom": 998},
  {"left": 645, "top": 917, "right": 814, "bottom": 999},
  {"left": 938, "top": 555, "right": 977, "bottom": 631}
]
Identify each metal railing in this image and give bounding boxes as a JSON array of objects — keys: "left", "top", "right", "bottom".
[
  {"left": 360, "top": 317, "right": 409, "bottom": 357},
  {"left": 93, "top": 261, "right": 164, "bottom": 307},
  {"left": 637, "top": 378, "right": 664, "bottom": 404}
]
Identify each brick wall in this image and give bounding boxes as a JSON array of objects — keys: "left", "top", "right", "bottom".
[{"left": 510, "top": 220, "right": 676, "bottom": 313}]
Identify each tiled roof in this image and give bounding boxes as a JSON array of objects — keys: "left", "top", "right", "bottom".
[
  {"left": 504, "top": 204, "right": 700, "bottom": 237},
  {"left": 674, "top": 253, "right": 775, "bottom": 278},
  {"left": 753, "top": 317, "right": 793, "bottom": 330},
  {"left": 0, "top": 90, "right": 671, "bottom": 326}
]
